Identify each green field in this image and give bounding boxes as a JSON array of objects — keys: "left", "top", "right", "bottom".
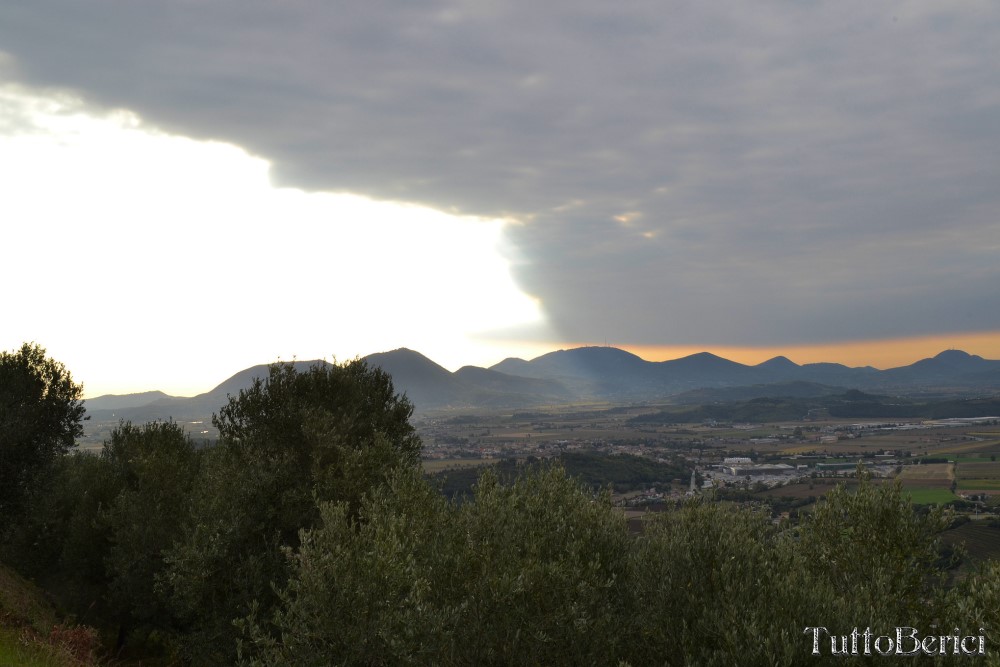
[
  {"left": 896, "top": 462, "right": 955, "bottom": 503},
  {"left": 958, "top": 479, "right": 1000, "bottom": 491},
  {"left": 904, "top": 487, "right": 958, "bottom": 504},
  {"left": 953, "top": 456, "right": 1000, "bottom": 464}
]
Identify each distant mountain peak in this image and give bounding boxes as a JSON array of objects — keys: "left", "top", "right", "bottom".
[
  {"left": 83, "top": 390, "right": 172, "bottom": 412},
  {"left": 366, "top": 348, "right": 438, "bottom": 363},
  {"left": 375, "top": 347, "right": 424, "bottom": 358},
  {"left": 560, "top": 345, "right": 644, "bottom": 358},
  {"left": 86, "top": 389, "right": 168, "bottom": 402},
  {"left": 527, "top": 346, "right": 649, "bottom": 367},
  {"left": 364, "top": 348, "right": 451, "bottom": 376},
  {"left": 758, "top": 356, "right": 799, "bottom": 369},
  {"left": 685, "top": 351, "right": 728, "bottom": 361},
  {"left": 664, "top": 351, "right": 747, "bottom": 369},
  {"left": 496, "top": 356, "right": 527, "bottom": 364},
  {"left": 933, "top": 349, "right": 981, "bottom": 362},
  {"left": 905, "top": 349, "right": 985, "bottom": 370}
]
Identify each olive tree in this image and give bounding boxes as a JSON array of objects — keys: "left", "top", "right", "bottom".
[
  {"left": 161, "top": 359, "right": 420, "bottom": 665},
  {"left": 3, "top": 419, "right": 199, "bottom": 647},
  {"left": 0, "top": 342, "right": 86, "bottom": 521},
  {"left": 100, "top": 420, "right": 199, "bottom": 649},
  {"left": 240, "top": 464, "right": 634, "bottom": 666},
  {"left": 627, "top": 500, "right": 822, "bottom": 667},
  {"left": 797, "top": 470, "right": 953, "bottom": 633}
]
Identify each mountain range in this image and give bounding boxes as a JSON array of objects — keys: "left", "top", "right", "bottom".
[{"left": 83, "top": 347, "right": 1000, "bottom": 421}]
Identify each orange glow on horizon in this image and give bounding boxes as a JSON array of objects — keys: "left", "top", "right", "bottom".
[{"left": 617, "top": 331, "right": 1000, "bottom": 370}]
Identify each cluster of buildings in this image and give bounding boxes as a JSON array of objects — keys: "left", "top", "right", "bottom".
[{"left": 717, "top": 457, "right": 799, "bottom": 477}]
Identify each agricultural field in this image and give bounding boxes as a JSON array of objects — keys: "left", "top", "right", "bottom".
[
  {"left": 421, "top": 458, "right": 494, "bottom": 474},
  {"left": 758, "top": 479, "right": 845, "bottom": 500},
  {"left": 957, "top": 480, "right": 1000, "bottom": 491},
  {"left": 894, "top": 462, "right": 958, "bottom": 503},
  {"left": 897, "top": 462, "right": 954, "bottom": 483},
  {"left": 954, "top": 460, "right": 1000, "bottom": 493},
  {"left": 940, "top": 521, "right": 1000, "bottom": 566},
  {"left": 904, "top": 488, "right": 959, "bottom": 504},
  {"left": 932, "top": 440, "right": 1000, "bottom": 456},
  {"left": 762, "top": 477, "right": 961, "bottom": 506}
]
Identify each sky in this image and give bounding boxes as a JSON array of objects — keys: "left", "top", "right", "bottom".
[{"left": 1, "top": 1, "right": 999, "bottom": 397}]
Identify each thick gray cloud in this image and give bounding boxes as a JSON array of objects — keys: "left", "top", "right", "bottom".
[{"left": 2, "top": 0, "right": 998, "bottom": 346}]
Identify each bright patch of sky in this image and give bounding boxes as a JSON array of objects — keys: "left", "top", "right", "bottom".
[{"left": 0, "top": 85, "right": 551, "bottom": 397}]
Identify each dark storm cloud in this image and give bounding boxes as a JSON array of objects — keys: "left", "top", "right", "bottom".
[{"left": 2, "top": 0, "right": 998, "bottom": 346}]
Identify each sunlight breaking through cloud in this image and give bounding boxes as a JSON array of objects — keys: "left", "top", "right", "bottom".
[{"left": 0, "top": 84, "right": 552, "bottom": 396}]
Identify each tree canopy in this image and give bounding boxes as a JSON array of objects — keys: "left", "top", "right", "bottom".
[
  {"left": 161, "top": 359, "right": 421, "bottom": 664},
  {"left": 0, "top": 342, "right": 85, "bottom": 520}
]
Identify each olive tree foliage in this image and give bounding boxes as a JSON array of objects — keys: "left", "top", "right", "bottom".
[
  {"left": 626, "top": 478, "right": 964, "bottom": 667},
  {"left": 0, "top": 342, "right": 86, "bottom": 520},
  {"left": 1, "top": 420, "right": 198, "bottom": 638},
  {"left": 0, "top": 450, "right": 116, "bottom": 618},
  {"left": 942, "top": 560, "right": 1000, "bottom": 665},
  {"left": 450, "top": 466, "right": 632, "bottom": 664},
  {"left": 239, "top": 465, "right": 634, "bottom": 667},
  {"left": 241, "top": 465, "right": 969, "bottom": 667},
  {"left": 627, "top": 501, "right": 822, "bottom": 667},
  {"left": 99, "top": 420, "right": 199, "bottom": 645},
  {"left": 796, "top": 470, "right": 954, "bottom": 633},
  {"left": 160, "top": 359, "right": 420, "bottom": 665},
  {"left": 239, "top": 464, "right": 461, "bottom": 667}
]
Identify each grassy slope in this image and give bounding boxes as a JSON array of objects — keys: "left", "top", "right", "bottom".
[
  {"left": 0, "top": 562, "right": 57, "bottom": 633},
  {"left": 0, "top": 628, "right": 75, "bottom": 667},
  {"left": 0, "top": 562, "right": 89, "bottom": 666}
]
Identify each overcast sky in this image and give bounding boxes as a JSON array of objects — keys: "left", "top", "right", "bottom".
[{"left": 2, "top": 1, "right": 998, "bottom": 395}]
